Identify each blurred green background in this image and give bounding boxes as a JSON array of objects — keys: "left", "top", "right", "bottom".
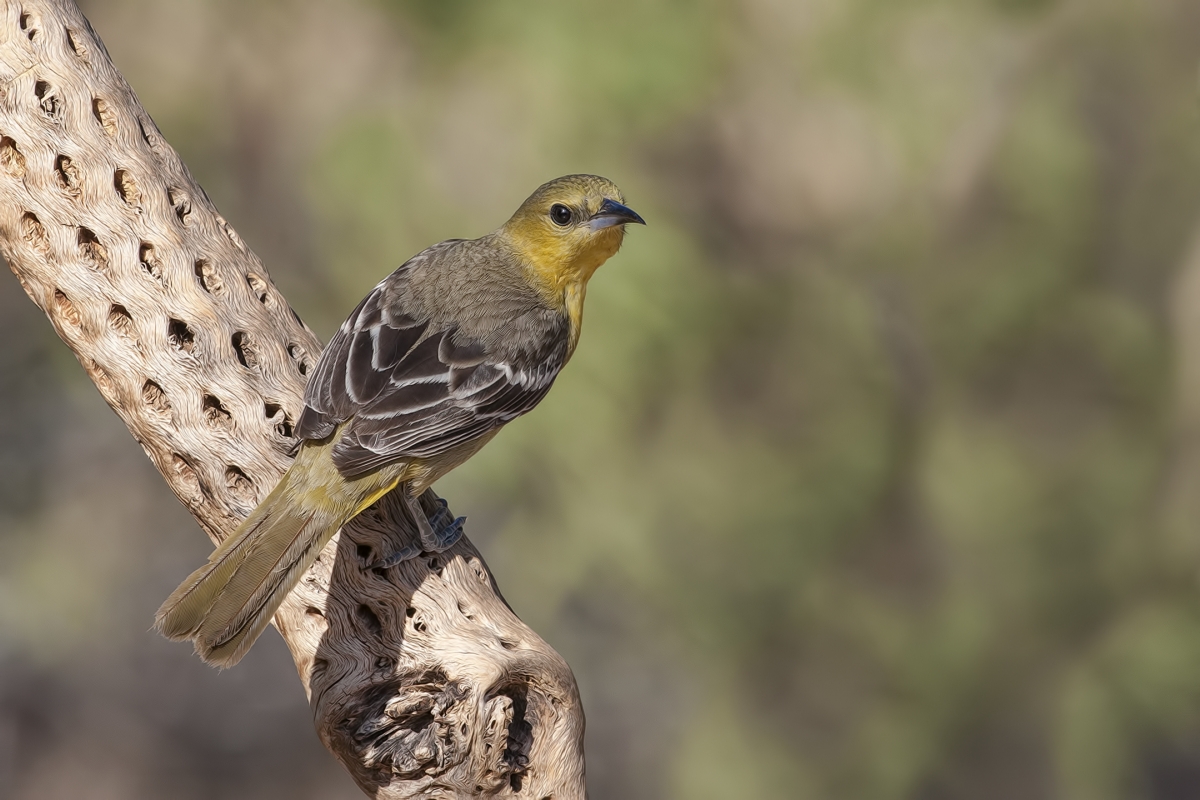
[{"left": 2, "top": 0, "right": 1200, "bottom": 797}]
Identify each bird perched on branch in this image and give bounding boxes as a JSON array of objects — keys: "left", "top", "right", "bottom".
[{"left": 156, "top": 174, "right": 644, "bottom": 667}]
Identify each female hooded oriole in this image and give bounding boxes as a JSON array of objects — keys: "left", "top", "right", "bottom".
[{"left": 155, "top": 174, "right": 644, "bottom": 667}]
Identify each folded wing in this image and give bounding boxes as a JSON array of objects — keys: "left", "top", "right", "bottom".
[{"left": 295, "top": 259, "right": 567, "bottom": 479}]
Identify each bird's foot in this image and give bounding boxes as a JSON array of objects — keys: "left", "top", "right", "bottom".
[
  {"left": 369, "top": 497, "right": 465, "bottom": 570},
  {"left": 368, "top": 543, "right": 420, "bottom": 571},
  {"left": 420, "top": 497, "right": 465, "bottom": 552}
]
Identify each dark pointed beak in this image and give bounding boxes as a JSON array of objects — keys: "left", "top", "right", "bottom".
[{"left": 589, "top": 198, "right": 646, "bottom": 231}]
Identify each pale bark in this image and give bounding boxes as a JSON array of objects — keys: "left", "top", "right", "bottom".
[{"left": 0, "top": 2, "right": 586, "bottom": 796}]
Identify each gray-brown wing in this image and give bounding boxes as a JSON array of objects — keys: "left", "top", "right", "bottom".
[{"left": 294, "top": 264, "right": 567, "bottom": 479}]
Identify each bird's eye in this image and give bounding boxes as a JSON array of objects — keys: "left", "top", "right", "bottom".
[{"left": 549, "top": 204, "right": 573, "bottom": 226}]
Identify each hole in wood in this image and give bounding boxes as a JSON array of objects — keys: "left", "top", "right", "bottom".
[
  {"left": 138, "top": 242, "right": 164, "bottom": 285},
  {"left": 0, "top": 137, "right": 26, "bottom": 178},
  {"left": 20, "top": 212, "right": 48, "bottom": 256},
  {"left": 92, "top": 97, "right": 115, "bottom": 137},
  {"left": 77, "top": 228, "right": 107, "bottom": 271},
  {"left": 141, "top": 380, "right": 170, "bottom": 415},
  {"left": 356, "top": 605, "right": 383, "bottom": 637},
  {"left": 168, "top": 187, "right": 191, "bottom": 225},
  {"left": 273, "top": 411, "right": 294, "bottom": 438},
  {"left": 202, "top": 393, "right": 232, "bottom": 428},
  {"left": 224, "top": 466, "right": 255, "bottom": 505},
  {"left": 138, "top": 117, "right": 161, "bottom": 153},
  {"left": 456, "top": 600, "right": 475, "bottom": 621},
  {"left": 170, "top": 454, "right": 203, "bottom": 505},
  {"left": 232, "top": 331, "right": 257, "bottom": 369},
  {"left": 216, "top": 214, "right": 244, "bottom": 251},
  {"left": 194, "top": 258, "right": 222, "bottom": 294},
  {"left": 497, "top": 690, "right": 532, "bottom": 785},
  {"left": 55, "top": 154, "right": 80, "bottom": 197},
  {"left": 263, "top": 402, "right": 293, "bottom": 437},
  {"left": 287, "top": 343, "right": 310, "bottom": 376},
  {"left": 108, "top": 304, "right": 133, "bottom": 339},
  {"left": 65, "top": 28, "right": 86, "bottom": 57},
  {"left": 19, "top": 11, "right": 37, "bottom": 41},
  {"left": 466, "top": 557, "right": 489, "bottom": 584},
  {"left": 34, "top": 80, "right": 60, "bottom": 121},
  {"left": 245, "top": 273, "right": 270, "bottom": 305},
  {"left": 114, "top": 169, "right": 140, "bottom": 208},
  {"left": 167, "top": 318, "right": 196, "bottom": 353},
  {"left": 53, "top": 289, "right": 81, "bottom": 328}
]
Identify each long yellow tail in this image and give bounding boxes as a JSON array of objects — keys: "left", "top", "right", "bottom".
[{"left": 155, "top": 442, "right": 401, "bottom": 668}]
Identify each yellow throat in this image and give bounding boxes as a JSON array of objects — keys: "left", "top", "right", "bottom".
[{"left": 496, "top": 174, "right": 642, "bottom": 355}]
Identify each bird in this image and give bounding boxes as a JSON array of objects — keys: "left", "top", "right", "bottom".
[{"left": 155, "top": 174, "right": 644, "bottom": 667}]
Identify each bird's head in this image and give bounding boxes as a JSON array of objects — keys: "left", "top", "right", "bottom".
[{"left": 500, "top": 174, "right": 645, "bottom": 302}]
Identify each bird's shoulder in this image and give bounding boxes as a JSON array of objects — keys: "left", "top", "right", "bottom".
[{"left": 380, "top": 235, "right": 569, "bottom": 365}]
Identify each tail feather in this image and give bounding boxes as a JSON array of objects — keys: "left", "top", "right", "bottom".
[
  {"left": 194, "top": 507, "right": 326, "bottom": 660},
  {"left": 154, "top": 500, "right": 283, "bottom": 642},
  {"left": 155, "top": 485, "right": 342, "bottom": 667},
  {"left": 156, "top": 438, "right": 407, "bottom": 668},
  {"left": 154, "top": 465, "right": 348, "bottom": 669},
  {"left": 196, "top": 473, "right": 403, "bottom": 655}
]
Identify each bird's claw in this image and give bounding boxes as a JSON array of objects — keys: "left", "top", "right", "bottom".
[
  {"left": 368, "top": 543, "right": 421, "bottom": 571},
  {"left": 368, "top": 497, "right": 466, "bottom": 570},
  {"left": 419, "top": 498, "right": 465, "bottom": 552}
]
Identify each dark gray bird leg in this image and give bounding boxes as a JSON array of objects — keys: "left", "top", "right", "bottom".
[{"left": 369, "top": 494, "right": 465, "bottom": 570}]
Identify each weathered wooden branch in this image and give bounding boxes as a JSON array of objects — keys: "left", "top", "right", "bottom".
[{"left": 0, "top": 2, "right": 586, "bottom": 796}]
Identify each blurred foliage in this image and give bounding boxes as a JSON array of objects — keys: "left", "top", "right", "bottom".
[{"left": 2, "top": 0, "right": 1200, "bottom": 798}]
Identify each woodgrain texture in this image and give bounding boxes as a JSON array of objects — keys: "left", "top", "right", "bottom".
[{"left": 0, "top": 2, "right": 586, "bottom": 796}]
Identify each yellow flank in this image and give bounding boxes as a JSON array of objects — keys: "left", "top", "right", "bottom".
[
  {"left": 404, "top": 428, "right": 500, "bottom": 495},
  {"left": 279, "top": 426, "right": 409, "bottom": 512},
  {"left": 352, "top": 475, "right": 402, "bottom": 517}
]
